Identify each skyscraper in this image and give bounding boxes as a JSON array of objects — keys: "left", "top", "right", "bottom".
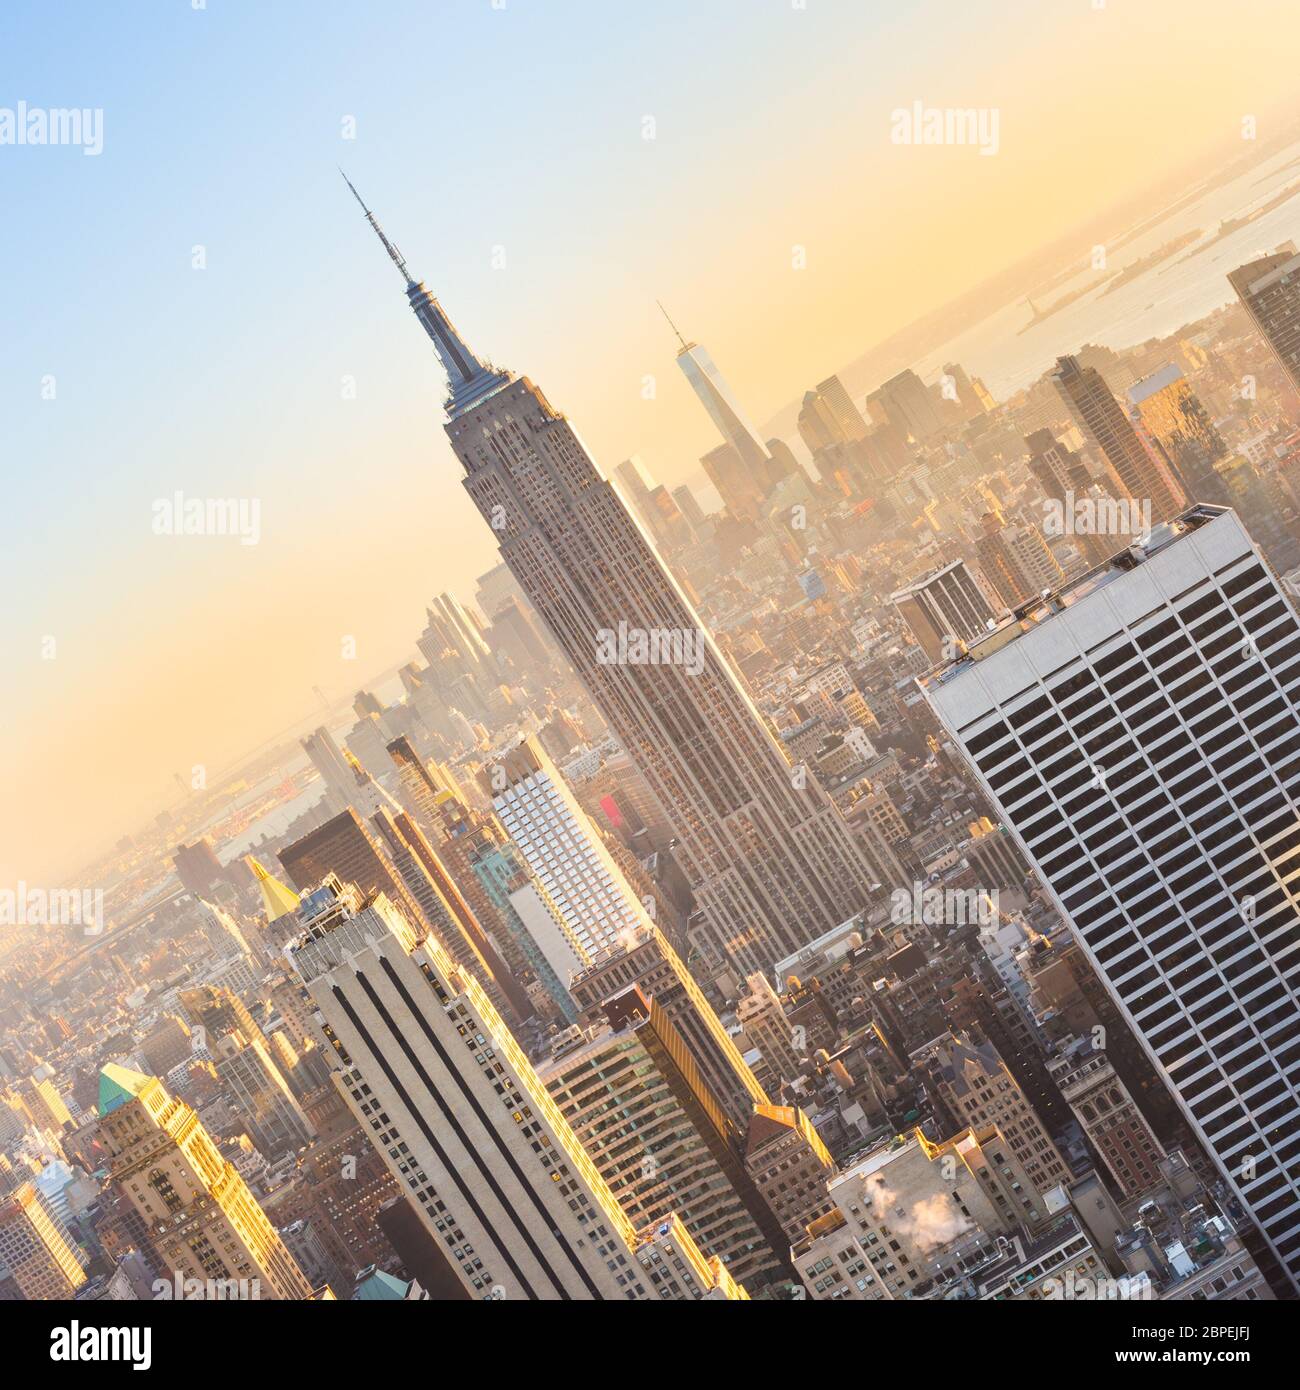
[
  {"left": 671, "top": 482, "right": 709, "bottom": 532},
  {"left": 700, "top": 441, "right": 765, "bottom": 522},
  {"left": 1127, "top": 365, "right": 1231, "bottom": 508},
  {"left": 1053, "top": 354, "right": 1186, "bottom": 522},
  {"left": 797, "top": 391, "right": 839, "bottom": 455},
  {"left": 892, "top": 559, "right": 998, "bottom": 663},
  {"left": 479, "top": 736, "right": 647, "bottom": 960},
  {"left": 974, "top": 511, "right": 1066, "bottom": 608},
  {"left": 942, "top": 361, "right": 994, "bottom": 421},
  {"left": 659, "top": 304, "right": 775, "bottom": 488},
  {"left": 867, "top": 368, "right": 943, "bottom": 442},
  {"left": 0, "top": 1181, "right": 87, "bottom": 1300},
  {"left": 346, "top": 181, "right": 885, "bottom": 975},
  {"left": 568, "top": 921, "right": 770, "bottom": 1134},
  {"left": 1229, "top": 243, "right": 1300, "bottom": 394},
  {"left": 417, "top": 591, "right": 495, "bottom": 675},
  {"left": 540, "top": 986, "right": 787, "bottom": 1289},
  {"left": 302, "top": 727, "right": 356, "bottom": 807},
  {"left": 814, "top": 374, "right": 870, "bottom": 442},
  {"left": 921, "top": 505, "right": 1300, "bottom": 1294},
  {"left": 612, "top": 456, "right": 661, "bottom": 534},
  {"left": 280, "top": 807, "right": 416, "bottom": 915},
  {"left": 287, "top": 875, "right": 745, "bottom": 1300},
  {"left": 279, "top": 799, "right": 525, "bottom": 1025},
  {"left": 799, "top": 376, "right": 869, "bottom": 455},
  {"left": 465, "top": 828, "right": 585, "bottom": 1023},
  {"left": 1024, "top": 428, "right": 1093, "bottom": 502},
  {"left": 96, "top": 1064, "right": 314, "bottom": 1298}
]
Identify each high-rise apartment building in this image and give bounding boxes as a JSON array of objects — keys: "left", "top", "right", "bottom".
[
  {"left": 345, "top": 185, "right": 887, "bottom": 977},
  {"left": 1229, "top": 243, "right": 1300, "bottom": 394},
  {"left": 96, "top": 1064, "right": 314, "bottom": 1298},
  {"left": 0, "top": 1181, "right": 87, "bottom": 1300},
  {"left": 540, "top": 987, "right": 787, "bottom": 1289},
  {"left": 287, "top": 872, "right": 743, "bottom": 1299},
  {"left": 892, "top": 559, "right": 998, "bottom": 662},
  {"left": 479, "top": 736, "right": 647, "bottom": 960},
  {"left": 921, "top": 505, "right": 1300, "bottom": 1294},
  {"left": 1053, "top": 354, "right": 1185, "bottom": 522},
  {"left": 567, "top": 922, "right": 769, "bottom": 1134}
]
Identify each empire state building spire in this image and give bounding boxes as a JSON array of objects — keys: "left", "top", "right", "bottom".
[
  {"left": 341, "top": 171, "right": 510, "bottom": 417},
  {"left": 352, "top": 204, "right": 895, "bottom": 979}
]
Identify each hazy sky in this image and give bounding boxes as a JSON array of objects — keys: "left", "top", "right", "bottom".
[{"left": 4, "top": 0, "right": 1299, "bottom": 885}]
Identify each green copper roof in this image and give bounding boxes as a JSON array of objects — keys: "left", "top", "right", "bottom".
[
  {"left": 98, "top": 1063, "right": 152, "bottom": 1116},
  {"left": 353, "top": 1269, "right": 409, "bottom": 1301}
]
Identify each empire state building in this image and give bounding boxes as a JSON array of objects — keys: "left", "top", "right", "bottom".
[{"left": 343, "top": 177, "right": 891, "bottom": 974}]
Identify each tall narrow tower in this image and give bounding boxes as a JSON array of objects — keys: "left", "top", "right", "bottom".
[
  {"left": 657, "top": 303, "right": 778, "bottom": 489},
  {"left": 345, "top": 181, "right": 887, "bottom": 975},
  {"left": 1052, "top": 354, "right": 1185, "bottom": 522}
]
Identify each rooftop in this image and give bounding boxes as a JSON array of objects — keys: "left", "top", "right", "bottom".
[
  {"left": 919, "top": 504, "right": 1230, "bottom": 691},
  {"left": 98, "top": 1063, "right": 152, "bottom": 1116}
]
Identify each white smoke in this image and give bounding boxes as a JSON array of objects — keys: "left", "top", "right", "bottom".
[{"left": 864, "top": 1175, "right": 973, "bottom": 1254}]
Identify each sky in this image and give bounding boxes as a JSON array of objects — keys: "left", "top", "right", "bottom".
[{"left": 4, "top": 0, "right": 1300, "bottom": 886}]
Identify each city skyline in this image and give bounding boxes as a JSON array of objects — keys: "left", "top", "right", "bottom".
[
  {"left": 9, "top": 0, "right": 1300, "bottom": 883},
  {"left": 7, "top": 0, "right": 1300, "bottom": 1328}
]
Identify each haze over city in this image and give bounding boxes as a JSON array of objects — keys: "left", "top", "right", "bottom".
[
  {"left": 7, "top": 0, "right": 1300, "bottom": 883},
  {"left": 4, "top": 0, "right": 1300, "bottom": 1337}
]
